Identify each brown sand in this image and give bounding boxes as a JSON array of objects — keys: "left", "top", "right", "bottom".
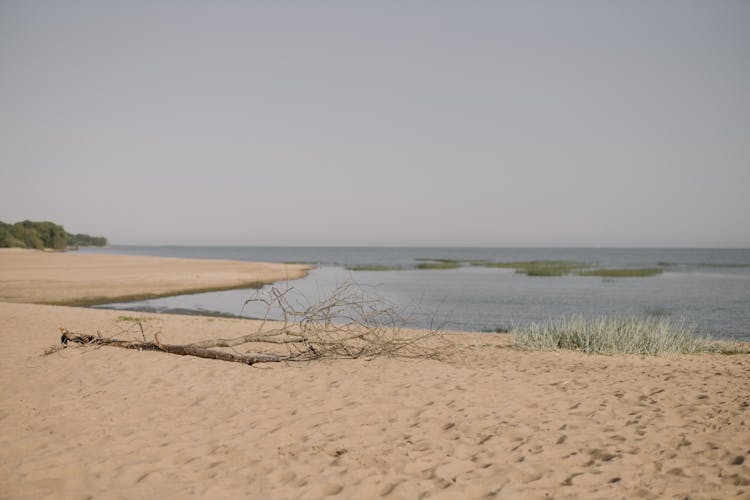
[
  {"left": 1, "top": 251, "right": 749, "bottom": 499},
  {"left": 0, "top": 248, "right": 310, "bottom": 305}
]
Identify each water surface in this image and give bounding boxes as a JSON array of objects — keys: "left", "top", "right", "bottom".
[{"left": 84, "top": 246, "right": 750, "bottom": 341}]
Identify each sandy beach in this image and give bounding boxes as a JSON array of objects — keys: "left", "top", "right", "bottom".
[
  {"left": 0, "top": 248, "right": 310, "bottom": 305},
  {"left": 1, "top": 250, "right": 748, "bottom": 499}
]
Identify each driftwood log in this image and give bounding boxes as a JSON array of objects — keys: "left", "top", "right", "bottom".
[{"left": 60, "top": 330, "right": 284, "bottom": 365}]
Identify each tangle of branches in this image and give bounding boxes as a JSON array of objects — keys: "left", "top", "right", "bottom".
[{"left": 56, "top": 280, "right": 446, "bottom": 365}]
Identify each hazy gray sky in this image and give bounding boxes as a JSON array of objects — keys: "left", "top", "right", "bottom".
[{"left": 1, "top": 1, "right": 748, "bottom": 247}]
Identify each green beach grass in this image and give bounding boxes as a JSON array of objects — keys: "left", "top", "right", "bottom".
[
  {"left": 116, "top": 315, "right": 154, "bottom": 323},
  {"left": 511, "top": 315, "right": 743, "bottom": 355}
]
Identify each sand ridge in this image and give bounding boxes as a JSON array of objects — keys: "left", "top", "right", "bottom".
[{"left": 0, "top": 248, "right": 310, "bottom": 305}]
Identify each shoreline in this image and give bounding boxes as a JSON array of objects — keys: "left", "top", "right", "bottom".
[
  {"left": 92, "top": 303, "right": 264, "bottom": 320},
  {"left": 1, "top": 249, "right": 749, "bottom": 498},
  {"left": 47, "top": 280, "right": 269, "bottom": 307}
]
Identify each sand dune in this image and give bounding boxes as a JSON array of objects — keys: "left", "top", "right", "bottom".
[{"left": 0, "top": 250, "right": 748, "bottom": 499}]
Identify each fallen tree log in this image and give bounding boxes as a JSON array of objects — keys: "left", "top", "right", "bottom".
[{"left": 60, "top": 329, "right": 283, "bottom": 365}]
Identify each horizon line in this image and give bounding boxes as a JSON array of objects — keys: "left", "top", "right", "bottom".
[{"left": 104, "top": 243, "right": 750, "bottom": 250}]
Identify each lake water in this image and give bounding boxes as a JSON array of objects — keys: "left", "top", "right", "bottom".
[{"left": 84, "top": 246, "right": 750, "bottom": 341}]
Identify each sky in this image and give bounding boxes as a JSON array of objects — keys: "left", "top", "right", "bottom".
[{"left": 1, "top": 1, "right": 749, "bottom": 247}]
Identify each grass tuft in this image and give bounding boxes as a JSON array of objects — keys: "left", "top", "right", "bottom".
[
  {"left": 511, "top": 315, "right": 741, "bottom": 355},
  {"left": 116, "top": 315, "right": 153, "bottom": 323}
]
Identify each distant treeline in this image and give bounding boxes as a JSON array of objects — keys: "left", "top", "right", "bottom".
[{"left": 0, "top": 220, "right": 108, "bottom": 250}]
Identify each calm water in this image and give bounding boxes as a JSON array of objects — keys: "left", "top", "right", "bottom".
[{"left": 85, "top": 246, "right": 750, "bottom": 341}]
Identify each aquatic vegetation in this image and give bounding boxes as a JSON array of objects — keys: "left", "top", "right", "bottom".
[
  {"left": 465, "top": 260, "right": 494, "bottom": 266},
  {"left": 346, "top": 265, "right": 408, "bottom": 271},
  {"left": 370, "top": 258, "right": 740, "bottom": 278},
  {"left": 577, "top": 268, "right": 663, "bottom": 278},
  {"left": 467, "top": 260, "right": 517, "bottom": 268},
  {"left": 416, "top": 261, "right": 462, "bottom": 270},
  {"left": 480, "top": 326, "right": 512, "bottom": 334},
  {"left": 471, "top": 260, "right": 590, "bottom": 277},
  {"left": 644, "top": 307, "right": 671, "bottom": 317},
  {"left": 520, "top": 262, "right": 589, "bottom": 277},
  {"left": 693, "top": 262, "right": 750, "bottom": 268},
  {"left": 657, "top": 262, "right": 748, "bottom": 269},
  {"left": 511, "top": 315, "right": 741, "bottom": 355}
]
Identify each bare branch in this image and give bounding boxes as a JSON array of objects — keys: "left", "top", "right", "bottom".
[{"left": 60, "top": 329, "right": 282, "bottom": 365}]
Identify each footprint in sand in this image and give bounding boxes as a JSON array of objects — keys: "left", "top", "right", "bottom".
[
  {"left": 562, "top": 472, "right": 584, "bottom": 486},
  {"left": 586, "top": 448, "right": 619, "bottom": 465},
  {"left": 380, "top": 481, "right": 400, "bottom": 496}
]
